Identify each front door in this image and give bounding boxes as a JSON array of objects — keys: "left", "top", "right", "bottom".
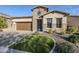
[{"left": 37, "top": 19, "right": 42, "bottom": 31}]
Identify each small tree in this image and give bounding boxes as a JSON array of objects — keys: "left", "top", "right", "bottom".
[{"left": 0, "top": 16, "right": 7, "bottom": 31}]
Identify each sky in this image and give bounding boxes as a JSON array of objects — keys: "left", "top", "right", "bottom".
[{"left": 0, "top": 5, "right": 79, "bottom": 16}]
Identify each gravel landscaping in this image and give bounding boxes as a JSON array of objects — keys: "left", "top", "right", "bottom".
[
  {"left": 0, "top": 32, "right": 31, "bottom": 47},
  {"left": 0, "top": 32, "right": 33, "bottom": 53}
]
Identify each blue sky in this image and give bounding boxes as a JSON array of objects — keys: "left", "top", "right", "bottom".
[{"left": 0, "top": 5, "right": 79, "bottom": 16}]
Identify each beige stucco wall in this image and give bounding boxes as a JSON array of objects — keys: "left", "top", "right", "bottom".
[
  {"left": 43, "top": 12, "right": 67, "bottom": 32},
  {"left": 12, "top": 18, "right": 32, "bottom": 22}
]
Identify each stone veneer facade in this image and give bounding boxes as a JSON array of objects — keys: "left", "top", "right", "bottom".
[
  {"left": 32, "top": 6, "right": 48, "bottom": 32},
  {"left": 43, "top": 12, "right": 68, "bottom": 32},
  {"left": 32, "top": 6, "right": 68, "bottom": 32}
]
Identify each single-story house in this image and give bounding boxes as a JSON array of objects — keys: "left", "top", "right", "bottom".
[{"left": 0, "top": 6, "right": 79, "bottom": 33}]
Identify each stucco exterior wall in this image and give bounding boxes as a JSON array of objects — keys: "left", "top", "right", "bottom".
[
  {"left": 43, "top": 12, "right": 67, "bottom": 32},
  {"left": 12, "top": 18, "right": 32, "bottom": 22}
]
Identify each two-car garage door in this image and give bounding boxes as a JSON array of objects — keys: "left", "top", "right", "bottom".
[{"left": 16, "top": 22, "right": 32, "bottom": 31}]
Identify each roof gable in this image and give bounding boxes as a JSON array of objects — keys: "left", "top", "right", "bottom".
[
  {"left": 32, "top": 6, "right": 48, "bottom": 11},
  {"left": 41, "top": 10, "right": 69, "bottom": 16}
]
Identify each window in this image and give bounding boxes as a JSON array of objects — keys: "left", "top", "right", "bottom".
[
  {"left": 38, "top": 11, "right": 41, "bottom": 16},
  {"left": 47, "top": 18, "right": 52, "bottom": 28},
  {"left": 56, "top": 18, "right": 62, "bottom": 28}
]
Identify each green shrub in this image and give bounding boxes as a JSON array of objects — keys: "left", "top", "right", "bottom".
[
  {"left": 60, "top": 28, "right": 66, "bottom": 34},
  {"left": 68, "top": 25, "right": 78, "bottom": 34},
  {"left": 56, "top": 42, "right": 74, "bottom": 53},
  {"left": 48, "top": 28, "right": 52, "bottom": 33},
  {"left": 68, "top": 33, "right": 79, "bottom": 44},
  {"left": 10, "top": 32, "right": 54, "bottom": 53}
]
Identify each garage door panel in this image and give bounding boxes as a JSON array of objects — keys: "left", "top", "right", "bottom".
[{"left": 16, "top": 22, "right": 32, "bottom": 30}]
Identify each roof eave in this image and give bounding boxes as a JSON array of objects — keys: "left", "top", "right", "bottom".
[
  {"left": 11, "top": 16, "right": 32, "bottom": 19},
  {"left": 31, "top": 6, "right": 48, "bottom": 11},
  {"left": 41, "top": 10, "right": 70, "bottom": 17}
]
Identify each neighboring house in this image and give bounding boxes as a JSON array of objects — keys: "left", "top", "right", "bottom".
[{"left": 0, "top": 6, "right": 79, "bottom": 33}]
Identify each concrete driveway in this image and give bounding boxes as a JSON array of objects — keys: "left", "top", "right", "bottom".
[{"left": 0, "top": 32, "right": 30, "bottom": 47}]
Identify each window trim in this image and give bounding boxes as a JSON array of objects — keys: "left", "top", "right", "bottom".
[
  {"left": 47, "top": 18, "right": 52, "bottom": 28},
  {"left": 56, "top": 18, "right": 62, "bottom": 28}
]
